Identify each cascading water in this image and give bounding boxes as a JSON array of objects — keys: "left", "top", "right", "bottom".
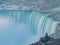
[{"left": 0, "top": 10, "right": 58, "bottom": 45}]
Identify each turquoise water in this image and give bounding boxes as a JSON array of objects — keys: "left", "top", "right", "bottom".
[{"left": 0, "top": 10, "right": 58, "bottom": 45}]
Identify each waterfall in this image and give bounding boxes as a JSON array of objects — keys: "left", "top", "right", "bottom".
[{"left": 0, "top": 10, "right": 58, "bottom": 45}]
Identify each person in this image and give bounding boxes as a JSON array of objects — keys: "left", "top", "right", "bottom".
[
  {"left": 44, "top": 33, "right": 51, "bottom": 42},
  {"left": 40, "top": 33, "right": 51, "bottom": 45}
]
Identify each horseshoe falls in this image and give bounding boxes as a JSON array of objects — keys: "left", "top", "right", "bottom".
[{"left": 0, "top": 10, "right": 58, "bottom": 45}]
